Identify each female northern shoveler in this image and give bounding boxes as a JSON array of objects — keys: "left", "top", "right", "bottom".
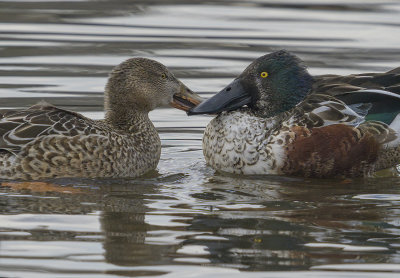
[
  {"left": 0, "top": 58, "right": 202, "bottom": 180},
  {"left": 189, "top": 50, "right": 400, "bottom": 178}
]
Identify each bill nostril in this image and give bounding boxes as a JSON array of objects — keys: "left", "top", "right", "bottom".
[{"left": 226, "top": 87, "right": 231, "bottom": 92}]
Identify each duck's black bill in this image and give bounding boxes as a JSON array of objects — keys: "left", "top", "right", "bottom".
[{"left": 188, "top": 79, "right": 251, "bottom": 115}]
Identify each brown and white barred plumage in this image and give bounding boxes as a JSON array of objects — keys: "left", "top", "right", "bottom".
[{"left": 0, "top": 103, "right": 160, "bottom": 180}]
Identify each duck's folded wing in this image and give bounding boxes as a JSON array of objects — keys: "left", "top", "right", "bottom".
[
  {"left": 333, "top": 89, "right": 400, "bottom": 124},
  {"left": 312, "top": 67, "right": 400, "bottom": 125},
  {"left": 288, "top": 94, "right": 366, "bottom": 128},
  {"left": 286, "top": 94, "right": 399, "bottom": 147},
  {"left": 0, "top": 102, "right": 99, "bottom": 154}
]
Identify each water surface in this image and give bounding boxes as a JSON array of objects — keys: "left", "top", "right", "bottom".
[{"left": 1, "top": 0, "right": 400, "bottom": 277}]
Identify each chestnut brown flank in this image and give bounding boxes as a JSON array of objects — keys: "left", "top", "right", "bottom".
[{"left": 284, "top": 124, "right": 380, "bottom": 177}]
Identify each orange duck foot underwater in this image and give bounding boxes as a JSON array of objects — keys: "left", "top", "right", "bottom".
[
  {"left": 0, "top": 58, "right": 203, "bottom": 180},
  {"left": 189, "top": 50, "right": 400, "bottom": 178}
]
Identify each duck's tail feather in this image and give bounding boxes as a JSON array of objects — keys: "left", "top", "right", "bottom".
[
  {"left": 389, "top": 113, "right": 400, "bottom": 132},
  {"left": 375, "top": 143, "right": 400, "bottom": 171},
  {"left": 358, "top": 120, "right": 400, "bottom": 171},
  {"left": 386, "top": 113, "right": 400, "bottom": 148}
]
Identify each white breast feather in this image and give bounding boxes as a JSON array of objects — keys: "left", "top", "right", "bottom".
[{"left": 203, "top": 110, "right": 283, "bottom": 175}]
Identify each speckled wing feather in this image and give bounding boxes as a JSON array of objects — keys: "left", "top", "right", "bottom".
[
  {"left": 282, "top": 93, "right": 399, "bottom": 144},
  {"left": 307, "top": 68, "right": 400, "bottom": 126},
  {"left": 282, "top": 94, "right": 366, "bottom": 129},
  {"left": 0, "top": 102, "right": 100, "bottom": 154}
]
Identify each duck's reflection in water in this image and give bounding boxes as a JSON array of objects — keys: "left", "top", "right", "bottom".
[
  {"left": 1, "top": 174, "right": 399, "bottom": 271},
  {"left": 99, "top": 181, "right": 179, "bottom": 266},
  {"left": 0, "top": 178, "right": 178, "bottom": 269},
  {"left": 182, "top": 174, "right": 400, "bottom": 270}
]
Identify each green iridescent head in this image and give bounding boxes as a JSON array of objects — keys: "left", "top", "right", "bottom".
[{"left": 189, "top": 50, "right": 314, "bottom": 117}]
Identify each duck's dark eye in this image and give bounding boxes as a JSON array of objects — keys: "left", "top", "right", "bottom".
[
  {"left": 260, "top": 72, "right": 268, "bottom": 78},
  {"left": 161, "top": 73, "right": 167, "bottom": 79}
]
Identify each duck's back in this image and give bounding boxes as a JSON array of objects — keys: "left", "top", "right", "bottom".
[
  {"left": 313, "top": 66, "right": 400, "bottom": 96},
  {"left": 0, "top": 103, "right": 160, "bottom": 180}
]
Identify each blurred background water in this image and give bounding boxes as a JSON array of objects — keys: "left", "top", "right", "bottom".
[{"left": 1, "top": 0, "right": 400, "bottom": 277}]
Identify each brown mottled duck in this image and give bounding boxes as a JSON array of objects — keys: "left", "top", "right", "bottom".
[{"left": 0, "top": 58, "right": 202, "bottom": 180}]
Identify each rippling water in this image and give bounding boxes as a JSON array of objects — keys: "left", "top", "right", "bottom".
[{"left": 1, "top": 0, "right": 400, "bottom": 277}]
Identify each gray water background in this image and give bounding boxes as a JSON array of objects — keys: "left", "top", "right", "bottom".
[{"left": 1, "top": 0, "right": 400, "bottom": 277}]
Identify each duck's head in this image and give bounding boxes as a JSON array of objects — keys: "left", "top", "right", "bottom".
[
  {"left": 189, "top": 50, "right": 313, "bottom": 117},
  {"left": 105, "top": 58, "right": 203, "bottom": 113}
]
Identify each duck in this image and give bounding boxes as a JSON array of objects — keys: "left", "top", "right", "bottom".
[
  {"left": 189, "top": 50, "right": 400, "bottom": 178},
  {"left": 0, "top": 58, "right": 203, "bottom": 180}
]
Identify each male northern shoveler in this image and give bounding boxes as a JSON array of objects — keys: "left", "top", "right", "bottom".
[
  {"left": 0, "top": 58, "right": 202, "bottom": 180},
  {"left": 189, "top": 50, "right": 400, "bottom": 178}
]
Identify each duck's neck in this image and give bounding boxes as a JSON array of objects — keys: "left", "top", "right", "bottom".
[{"left": 104, "top": 103, "right": 154, "bottom": 133}]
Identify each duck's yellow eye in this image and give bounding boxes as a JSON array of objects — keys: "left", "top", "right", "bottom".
[
  {"left": 161, "top": 73, "right": 167, "bottom": 79},
  {"left": 260, "top": 72, "right": 268, "bottom": 78}
]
